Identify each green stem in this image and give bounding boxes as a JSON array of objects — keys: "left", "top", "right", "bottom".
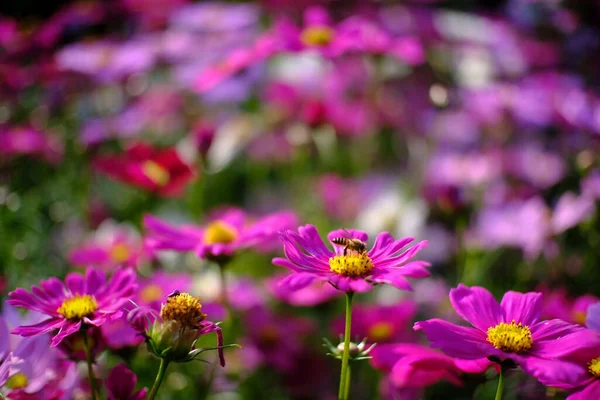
[
  {"left": 344, "top": 365, "right": 351, "bottom": 400},
  {"left": 338, "top": 291, "right": 354, "bottom": 400},
  {"left": 82, "top": 330, "right": 98, "bottom": 400},
  {"left": 495, "top": 369, "right": 505, "bottom": 400},
  {"left": 148, "top": 358, "right": 170, "bottom": 400},
  {"left": 218, "top": 264, "right": 230, "bottom": 312}
]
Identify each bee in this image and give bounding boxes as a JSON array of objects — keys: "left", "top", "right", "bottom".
[{"left": 331, "top": 236, "right": 367, "bottom": 256}]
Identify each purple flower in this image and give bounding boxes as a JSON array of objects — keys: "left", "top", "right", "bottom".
[
  {"left": 144, "top": 207, "right": 298, "bottom": 260},
  {"left": 106, "top": 363, "right": 147, "bottom": 400},
  {"left": 268, "top": 273, "right": 340, "bottom": 307},
  {"left": 8, "top": 267, "right": 137, "bottom": 346},
  {"left": 371, "top": 343, "right": 491, "bottom": 388},
  {"left": 587, "top": 303, "right": 600, "bottom": 332},
  {"left": 414, "top": 285, "right": 591, "bottom": 379},
  {"left": 0, "top": 351, "right": 11, "bottom": 387},
  {"left": 273, "top": 225, "right": 429, "bottom": 293},
  {"left": 551, "top": 191, "right": 596, "bottom": 234},
  {"left": 69, "top": 221, "right": 146, "bottom": 271},
  {"left": 330, "top": 301, "right": 418, "bottom": 343}
]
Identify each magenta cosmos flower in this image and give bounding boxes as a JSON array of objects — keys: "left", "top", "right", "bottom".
[
  {"left": 414, "top": 285, "right": 590, "bottom": 375},
  {"left": 144, "top": 207, "right": 298, "bottom": 260},
  {"left": 371, "top": 343, "right": 491, "bottom": 388},
  {"left": 274, "top": 225, "right": 429, "bottom": 293},
  {"left": 8, "top": 267, "right": 137, "bottom": 346}
]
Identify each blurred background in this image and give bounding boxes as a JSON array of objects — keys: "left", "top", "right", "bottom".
[{"left": 1, "top": 0, "right": 600, "bottom": 398}]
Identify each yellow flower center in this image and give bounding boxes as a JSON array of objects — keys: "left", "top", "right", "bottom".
[
  {"left": 6, "top": 372, "right": 28, "bottom": 390},
  {"left": 486, "top": 320, "right": 533, "bottom": 353},
  {"left": 160, "top": 292, "right": 206, "bottom": 329},
  {"left": 57, "top": 294, "right": 98, "bottom": 320},
  {"left": 588, "top": 357, "right": 600, "bottom": 377},
  {"left": 140, "top": 284, "right": 164, "bottom": 303},
  {"left": 203, "top": 221, "right": 238, "bottom": 245},
  {"left": 300, "top": 26, "right": 335, "bottom": 47},
  {"left": 142, "top": 160, "right": 170, "bottom": 186},
  {"left": 329, "top": 253, "right": 374, "bottom": 277},
  {"left": 368, "top": 322, "right": 394, "bottom": 342},
  {"left": 110, "top": 243, "right": 130, "bottom": 263},
  {"left": 573, "top": 311, "right": 587, "bottom": 325}
]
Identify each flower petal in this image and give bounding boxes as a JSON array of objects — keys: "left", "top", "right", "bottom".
[
  {"left": 501, "top": 291, "right": 542, "bottom": 326},
  {"left": 277, "top": 272, "right": 326, "bottom": 292},
  {"left": 414, "top": 319, "right": 490, "bottom": 359},
  {"left": 521, "top": 356, "right": 592, "bottom": 390},
  {"left": 370, "top": 270, "right": 413, "bottom": 291},
  {"left": 450, "top": 284, "right": 502, "bottom": 331}
]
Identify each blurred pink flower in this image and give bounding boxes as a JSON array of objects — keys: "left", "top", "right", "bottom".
[{"left": 144, "top": 207, "right": 298, "bottom": 260}]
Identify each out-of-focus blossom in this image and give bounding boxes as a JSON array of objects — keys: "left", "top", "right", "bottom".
[
  {"left": 371, "top": 343, "right": 491, "bottom": 388},
  {"left": 56, "top": 40, "right": 157, "bottom": 83},
  {"left": 0, "top": 306, "right": 67, "bottom": 396},
  {"left": 69, "top": 220, "right": 145, "bottom": 270},
  {"left": 8, "top": 267, "right": 137, "bottom": 346},
  {"left": 467, "top": 197, "right": 551, "bottom": 258},
  {"left": 268, "top": 273, "right": 340, "bottom": 306},
  {"left": 331, "top": 301, "right": 418, "bottom": 343},
  {"left": 144, "top": 207, "right": 298, "bottom": 260},
  {"left": 194, "top": 6, "right": 424, "bottom": 92},
  {"left": 240, "top": 305, "right": 315, "bottom": 372},
  {"left": 540, "top": 287, "right": 599, "bottom": 325},
  {"left": 0, "top": 126, "right": 63, "bottom": 164},
  {"left": 274, "top": 225, "right": 429, "bottom": 293},
  {"left": 93, "top": 142, "right": 197, "bottom": 197},
  {"left": 106, "top": 363, "right": 147, "bottom": 400},
  {"left": 128, "top": 292, "right": 225, "bottom": 365},
  {"left": 415, "top": 285, "right": 593, "bottom": 379},
  {"left": 503, "top": 146, "right": 566, "bottom": 189},
  {"left": 582, "top": 170, "right": 600, "bottom": 200},
  {"left": 551, "top": 192, "right": 596, "bottom": 234}
]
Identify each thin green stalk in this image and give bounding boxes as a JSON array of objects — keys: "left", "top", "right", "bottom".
[
  {"left": 148, "top": 358, "right": 170, "bottom": 400},
  {"left": 495, "top": 369, "right": 505, "bottom": 400},
  {"left": 338, "top": 291, "right": 354, "bottom": 400},
  {"left": 218, "top": 264, "right": 230, "bottom": 313},
  {"left": 344, "top": 365, "right": 352, "bottom": 400},
  {"left": 82, "top": 330, "right": 98, "bottom": 400}
]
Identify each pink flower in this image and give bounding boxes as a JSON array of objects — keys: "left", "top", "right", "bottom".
[
  {"left": 144, "top": 207, "right": 298, "bottom": 260},
  {"left": 274, "top": 225, "right": 429, "bottom": 293},
  {"left": 331, "top": 301, "right": 418, "bottom": 343},
  {"left": 371, "top": 343, "right": 491, "bottom": 388},
  {"left": 93, "top": 142, "right": 197, "bottom": 197},
  {"left": 0, "top": 126, "right": 63, "bottom": 163},
  {"left": 106, "top": 363, "right": 147, "bottom": 400},
  {"left": 8, "top": 267, "right": 137, "bottom": 346},
  {"left": 69, "top": 221, "right": 145, "bottom": 270},
  {"left": 267, "top": 273, "right": 340, "bottom": 307},
  {"left": 414, "top": 285, "right": 594, "bottom": 380}
]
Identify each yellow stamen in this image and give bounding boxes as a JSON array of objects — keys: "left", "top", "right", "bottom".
[
  {"left": 160, "top": 292, "right": 206, "bottom": 329},
  {"left": 110, "top": 243, "right": 130, "bottom": 263},
  {"left": 6, "top": 372, "right": 28, "bottom": 389},
  {"left": 142, "top": 160, "right": 170, "bottom": 186},
  {"left": 329, "top": 253, "right": 374, "bottom": 277},
  {"left": 203, "top": 221, "right": 238, "bottom": 245},
  {"left": 57, "top": 294, "right": 98, "bottom": 320},
  {"left": 588, "top": 357, "right": 600, "bottom": 377},
  {"left": 300, "top": 26, "right": 335, "bottom": 47},
  {"left": 140, "top": 284, "right": 163, "bottom": 303},
  {"left": 486, "top": 320, "right": 532, "bottom": 353},
  {"left": 368, "top": 322, "right": 394, "bottom": 341}
]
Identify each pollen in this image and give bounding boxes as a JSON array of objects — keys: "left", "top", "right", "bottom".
[
  {"left": 160, "top": 292, "right": 206, "bottom": 329},
  {"left": 588, "top": 357, "right": 600, "bottom": 377},
  {"left": 329, "top": 253, "right": 374, "bottom": 277},
  {"left": 57, "top": 294, "right": 98, "bottom": 320},
  {"left": 486, "top": 320, "right": 533, "bottom": 353},
  {"left": 368, "top": 322, "right": 394, "bottom": 342},
  {"left": 300, "top": 26, "right": 335, "bottom": 47},
  {"left": 203, "top": 221, "right": 238, "bottom": 245},
  {"left": 110, "top": 243, "right": 130, "bottom": 263},
  {"left": 6, "top": 372, "right": 28, "bottom": 389},
  {"left": 142, "top": 160, "right": 170, "bottom": 186},
  {"left": 140, "top": 284, "right": 163, "bottom": 303}
]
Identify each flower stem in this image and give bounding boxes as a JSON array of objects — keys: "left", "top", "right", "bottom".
[
  {"left": 218, "top": 264, "right": 230, "bottom": 313},
  {"left": 82, "top": 330, "right": 98, "bottom": 400},
  {"left": 148, "top": 358, "right": 170, "bottom": 400},
  {"left": 495, "top": 369, "right": 505, "bottom": 400},
  {"left": 338, "top": 291, "right": 354, "bottom": 400},
  {"left": 344, "top": 365, "right": 351, "bottom": 400}
]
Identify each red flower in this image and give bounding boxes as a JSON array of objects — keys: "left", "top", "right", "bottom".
[{"left": 93, "top": 143, "right": 197, "bottom": 197}]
